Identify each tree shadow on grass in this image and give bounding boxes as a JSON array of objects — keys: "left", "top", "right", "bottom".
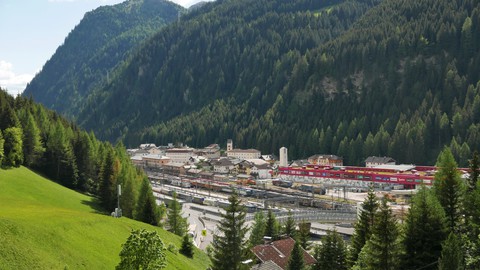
[{"left": 81, "top": 197, "right": 107, "bottom": 215}]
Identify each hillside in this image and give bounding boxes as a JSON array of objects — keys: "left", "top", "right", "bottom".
[
  {"left": 0, "top": 167, "right": 210, "bottom": 270},
  {"left": 77, "top": 0, "right": 381, "bottom": 145},
  {"left": 23, "top": 0, "right": 183, "bottom": 116}
]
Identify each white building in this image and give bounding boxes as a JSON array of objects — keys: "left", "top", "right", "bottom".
[
  {"left": 279, "top": 147, "right": 288, "bottom": 167},
  {"left": 213, "top": 158, "right": 235, "bottom": 174},
  {"left": 165, "top": 148, "right": 195, "bottom": 164},
  {"left": 227, "top": 149, "right": 261, "bottom": 160},
  {"left": 365, "top": 156, "right": 396, "bottom": 168},
  {"left": 251, "top": 163, "right": 272, "bottom": 179}
]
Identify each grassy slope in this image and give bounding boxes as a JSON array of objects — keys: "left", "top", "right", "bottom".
[{"left": 0, "top": 167, "right": 210, "bottom": 270}]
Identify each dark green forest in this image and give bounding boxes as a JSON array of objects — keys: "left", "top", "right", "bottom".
[
  {"left": 0, "top": 88, "right": 162, "bottom": 226},
  {"left": 23, "top": 0, "right": 183, "bottom": 116},
  {"left": 26, "top": 0, "right": 480, "bottom": 166}
]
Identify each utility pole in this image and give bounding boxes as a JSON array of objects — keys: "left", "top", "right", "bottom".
[{"left": 116, "top": 184, "right": 122, "bottom": 217}]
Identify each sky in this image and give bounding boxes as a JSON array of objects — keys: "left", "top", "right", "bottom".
[{"left": 0, "top": 0, "right": 210, "bottom": 96}]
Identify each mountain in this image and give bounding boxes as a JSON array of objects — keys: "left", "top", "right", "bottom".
[
  {"left": 32, "top": 0, "right": 480, "bottom": 166},
  {"left": 0, "top": 167, "right": 210, "bottom": 269},
  {"left": 77, "top": 0, "right": 382, "bottom": 144},
  {"left": 23, "top": 0, "right": 183, "bottom": 117}
]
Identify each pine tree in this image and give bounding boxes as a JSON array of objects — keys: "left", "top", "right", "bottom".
[
  {"left": 438, "top": 232, "right": 464, "bottom": 270},
  {"left": 135, "top": 177, "right": 162, "bottom": 226},
  {"left": 21, "top": 112, "right": 45, "bottom": 167},
  {"left": 401, "top": 186, "right": 447, "bottom": 270},
  {"left": 210, "top": 191, "right": 248, "bottom": 270},
  {"left": 3, "top": 127, "right": 23, "bottom": 167},
  {"left": 167, "top": 191, "right": 188, "bottom": 236},
  {"left": 99, "top": 147, "right": 118, "bottom": 211},
  {"left": 287, "top": 240, "right": 305, "bottom": 270},
  {"left": 180, "top": 234, "right": 194, "bottom": 258},
  {"left": 434, "top": 147, "right": 464, "bottom": 232},
  {"left": 265, "top": 209, "right": 279, "bottom": 240},
  {"left": 467, "top": 151, "right": 479, "bottom": 192},
  {"left": 297, "top": 222, "right": 311, "bottom": 251},
  {"left": 283, "top": 210, "right": 296, "bottom": 238},
  {"left": 363, "top": 196, "right": 400, "bottom": 270},
  {"left": 0, "top": 130, "right": 4, "bottom": 167},
  {"left": 348, "top": 185, "right": 378, "bottom": 265},
  {"left": 248, "top": 211, "right": 266, "bottom": 247},
  {"left": 313, "top": 229, "right": 347, "bottom": 270}
]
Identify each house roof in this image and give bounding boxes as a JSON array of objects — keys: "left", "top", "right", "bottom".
[
  {"left": 213, "top": 158, "right": 234, "bottom": 167},
  {"left": 251, "top": 237, "right": 316, "bottom": 270},
  {"left": 229, "top": 149, "right": 261, "bottom": 153},
  {"left": 251, "top": 260, "right": 283, "bottom": 270},
  {"left": 308, "top": 154, "right": 343, "bottom": 160},
  {"left": 365, "top": 156, "right": 396, "bottom": 164}
]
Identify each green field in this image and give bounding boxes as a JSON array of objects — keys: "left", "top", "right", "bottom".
[{"left": 0, "top": 167, "right": 210, "bottom": 270}]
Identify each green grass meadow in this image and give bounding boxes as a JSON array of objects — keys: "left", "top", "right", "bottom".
[{"left": 0, "top": 167, "right": 210, "bottom": 269}]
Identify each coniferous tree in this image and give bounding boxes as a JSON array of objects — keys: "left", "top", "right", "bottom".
[
  {"left": 265, "top": 209, "right": 279, "bottom": 240},
  {"left": 463, "top": 152, "right": 480, "bottom": 269},
  {"left": 401, "top": 186, "right": 447, "bottom": 270},
  {"left": 180, "top": 234, "right": 194, "bottom": 258},
  {"left": 167, "top": 191, "right": 188, "bottom": 236},
  {"left": 0, "top": 130, "right": 4, "bottom": 167},
  {"left": 119, "top": 176, "right": 137, "bottom": 218},
  {"left": 434, "top": 147, "right": 464, "bottom": 232},
  {"left": 313, "top": 229, "right": 347, "bottom": 270},
  {"left": 3, "top": 127, "right": 23, "bottom": 167},
  {"left": 438, "top": 232, "right": 464, "bottom": 270},
  {"left": 248, "top": 211, "right": 266, "bottom": 247},
  {"left": 21, "top": 112, "right": 44, "bottom": 167},
  {"left": 99, "top": 147, "right": 118, "bottom": 211},
  {"left": 287, "top": 240, "right": 305, "bottom": 270},
  {"left": 210, "top": 191, "right": 248, "bottom": 270},
  {"left": 348, "top": 185, "right": 378, "bottom": 265},
  {"left": 363, "top": 196, "right": 400, "bottom": 270},
  {"left": 283, "top": 210, "right": 296, "bottom": 238},
  {"left": 467, "top": 151, "right": 479, "bottom": 192},
  {"left": 297, "top": 222, "right": 311, "bottom": 251},
  {"left": 136, "top": 177, "right": 163, "bottom": 226}
]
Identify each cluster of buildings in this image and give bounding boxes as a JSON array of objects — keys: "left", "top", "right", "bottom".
[
  {"left": 128, "top": 140, "right": 275, "bottom": 180},
  {"left": 129, "top": 140, "right": 398, "bottom": 183}
]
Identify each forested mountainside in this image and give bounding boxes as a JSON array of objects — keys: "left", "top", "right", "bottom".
[
  {"left": 77, "top": 0, "right": 382, "bottom": 147},
  {"left": 36, "top": 0, "right": 480, "bottom": 166},
  {"left": 0, "top": 88, "right": 162, "bottom": 225},
  {"left": 23, "top": 0, "right": 183, "bottom": 116}
]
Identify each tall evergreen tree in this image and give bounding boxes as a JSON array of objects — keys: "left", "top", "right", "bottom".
[
  {"left": 468, "top": 151, "right": 480, "bottom": 192},
  {"left": 265, "top": 209, "right": 279, "bottom": 240},
  {"left": 296, "top": 222, "right": 311, "bottom": 251},
  {"left": 3, "top": 127, "right": 23, "bottom": 167},
  {"left": 210, "top": 191, "right": 248, "bottom": 270},
  {"left": 21, "top": 112, "right": 45, "bottom": 167},
  {"left": 434, "top": 147, "right": 464, "bottom": 232},
  {"left": 287, "top": 240, "right": 305, "bottom": 270},
  {"left": 135, "top": 177, "right": 163, "bottom": 226},
  {"left": 363, "top": 196, "right": 400, "bottom": 270},
  {"left": 283, "top": 210, "right": 296, "bottom": 238},
  {"left": 248, "top": 211, "right": 266, "bottom": 247},
  {"left": 0, "top": 130, "right": 4, "bottom": 167},
  {"left": 401, "top": 186, "right": 447, "bottom": 270},
  {"left": 99, "top": 147, "right": 118, "bottom": 211},
  {"left": 180, "top": 234, "right": 194, "bottom": 258},
  {"left": 167, "top": 191, "right": 188, "bottom": 236},
  {"left": 438, "top": 232, "right": 464, "bottom": 270},
  {"left": 348, "top": 185, "right": 378, "bottom": 265},
  {"left": 313, "top": 229, "right": 347, "bottom": 270}
]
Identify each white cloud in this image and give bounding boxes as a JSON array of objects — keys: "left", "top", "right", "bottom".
[{"left": 0, "top": 60, "right": 34, "bottom": 96}]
